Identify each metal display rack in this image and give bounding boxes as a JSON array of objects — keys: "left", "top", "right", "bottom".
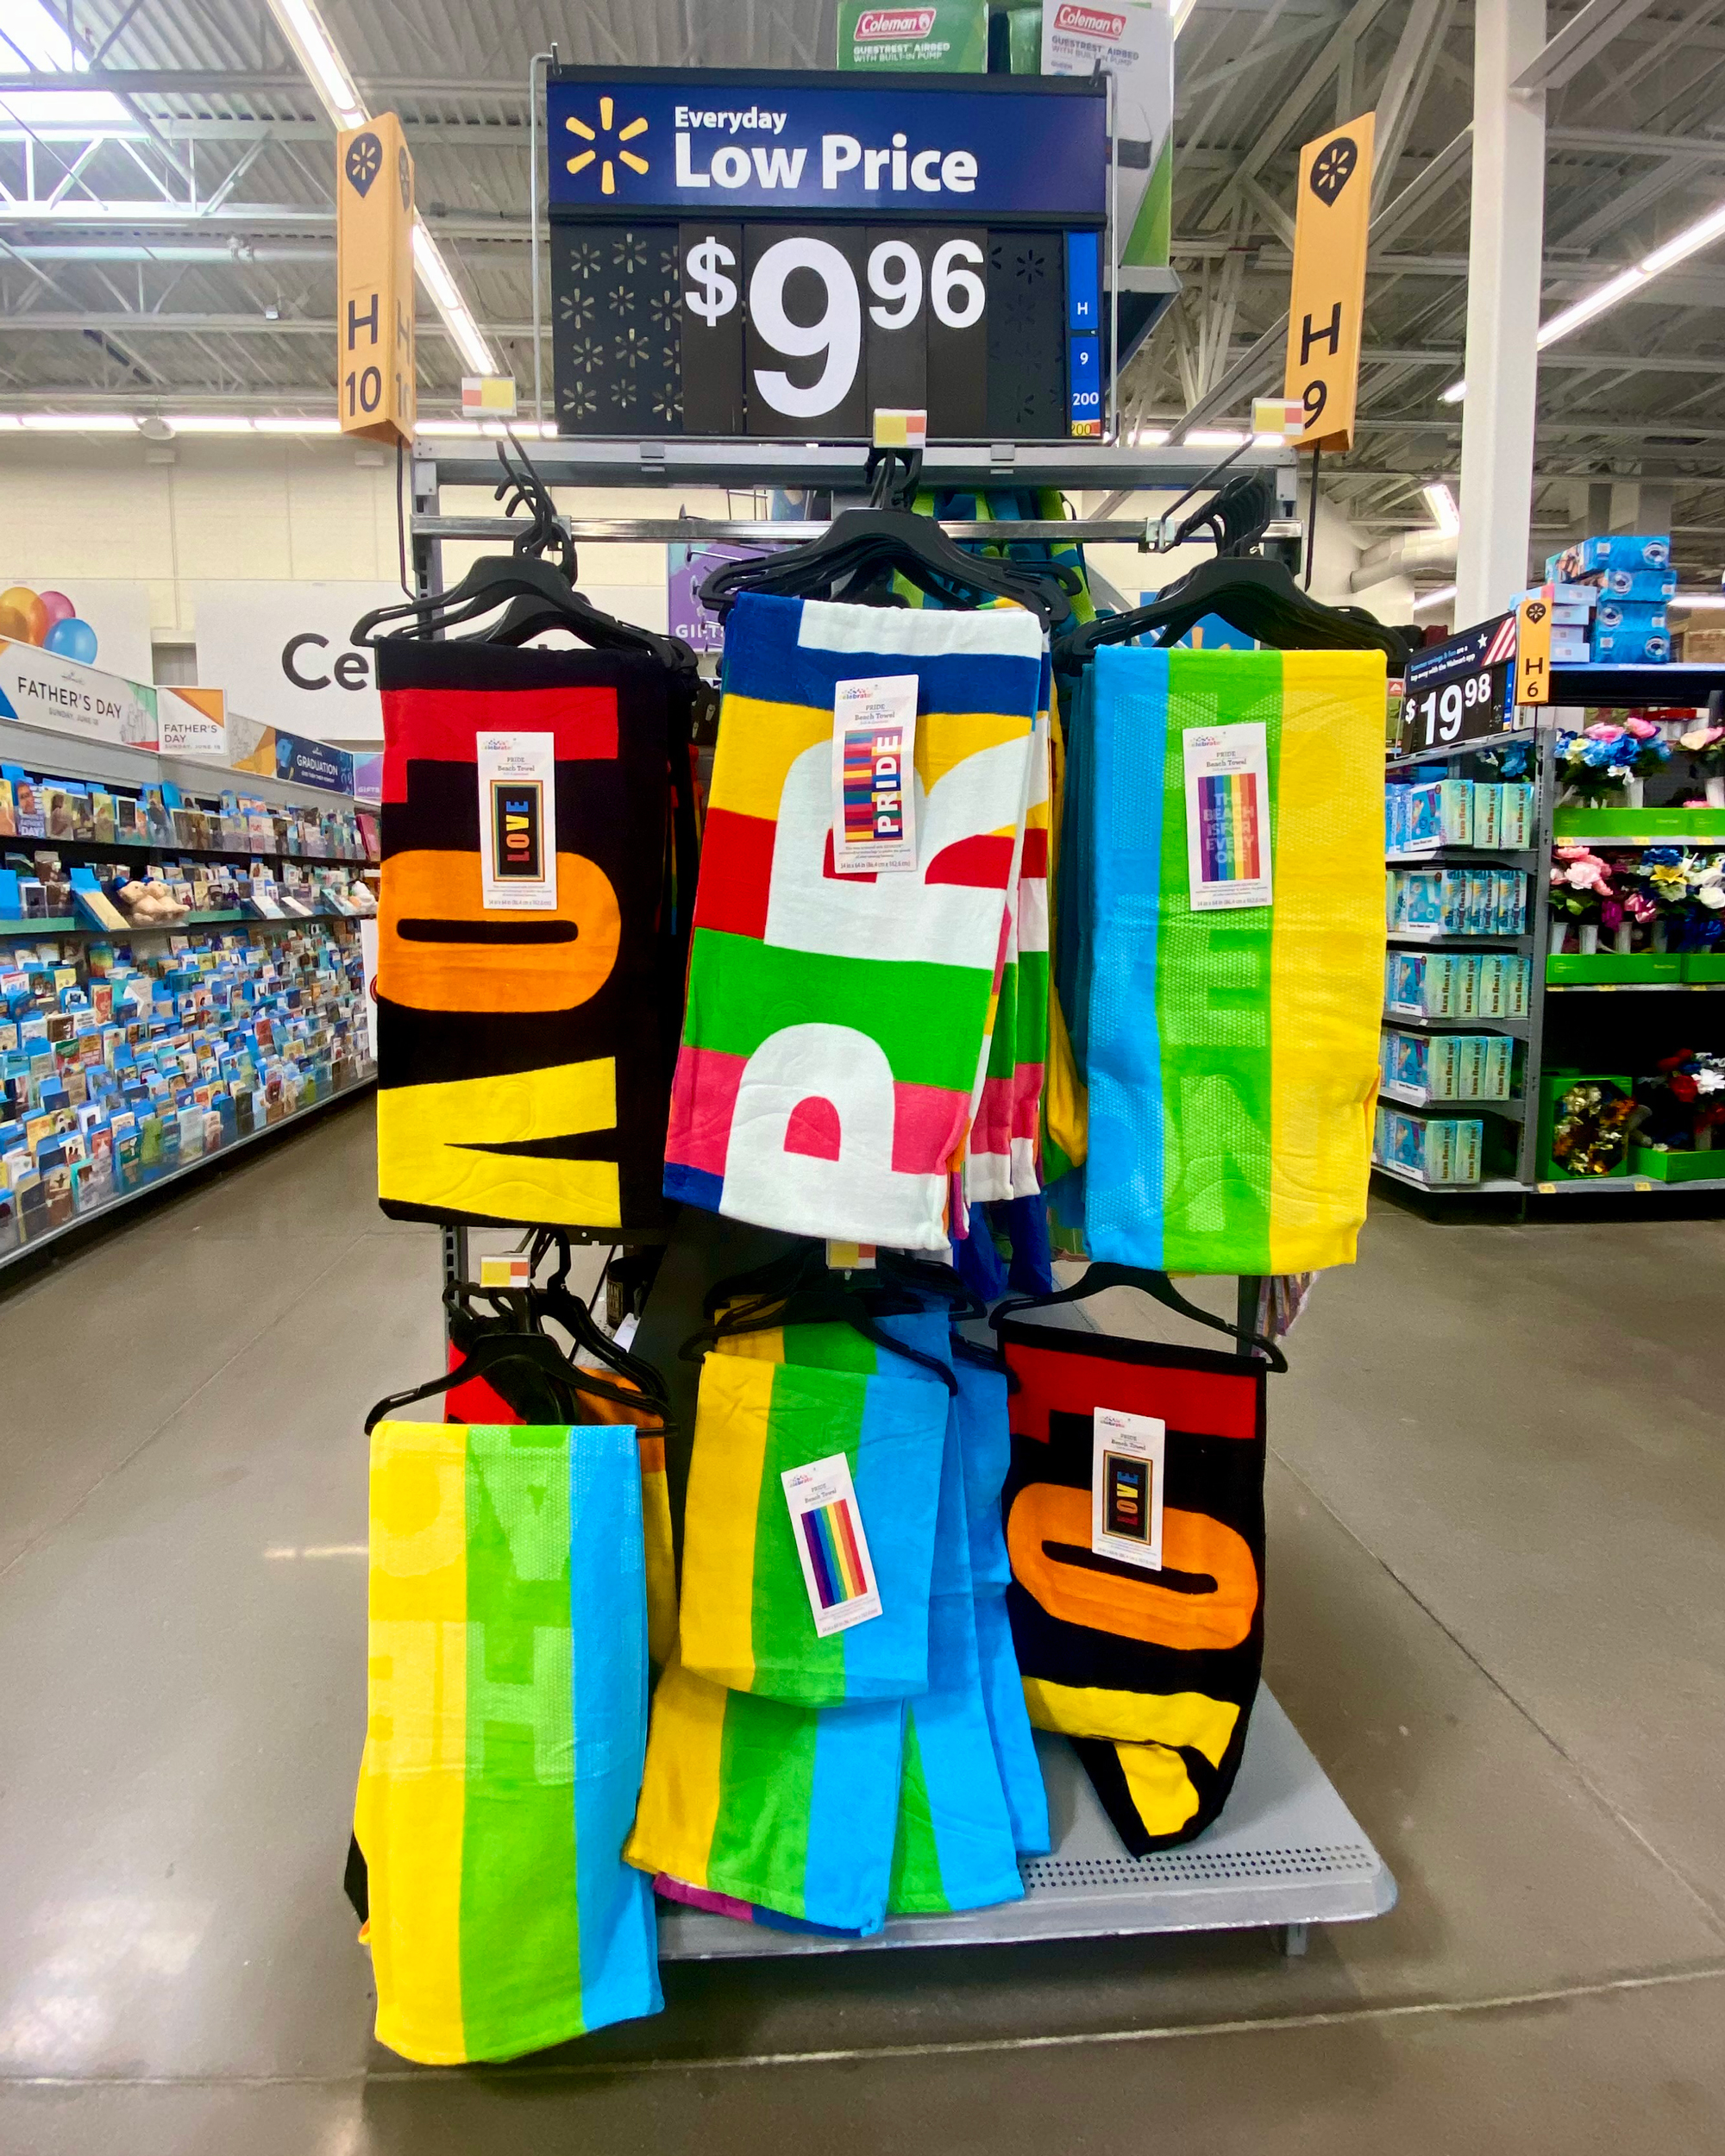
[
  {"left": 409, "top": 431, "right": 1395, "bottom": 1965},
  {"left": 1377, "top": 664, "right": 1725, "bottom": 1200}
]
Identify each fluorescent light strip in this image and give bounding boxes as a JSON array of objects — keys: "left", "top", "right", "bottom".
[
  {"left": 1421, "top": 480, "right": 1460, "bottom": 536},
  {"left": 1672, "top": 592, "right": 1725, "bottom": 610},
  {"left": 411, "top": 217, "right": 497, "bottom": 376},
  {"left": 263, "top": 0, "right": 497, "bottom": 377},
  {"left": 265, "top": 0, "right": 364, "bottom": 128},
  {"left": 1412, "top": 585, "right": 1457, "bottom": 612},
  {"left": 19, "top": 412, "right": 138, "bottom": 430},
  {"left": 1444, "top": 185, "right": 1725, "bottom": 404},
  {"left": 1187, "top": 428, "right": 1248, "bottom": 448}
]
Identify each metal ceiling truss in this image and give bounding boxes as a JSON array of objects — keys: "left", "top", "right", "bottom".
[{"left": 0, "top": 0, "right": 1720, "bottom": 563}]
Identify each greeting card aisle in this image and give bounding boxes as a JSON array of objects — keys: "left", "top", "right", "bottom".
[
  {"left": 0, "top": 713, "right": 379, "bottom": 1273},
  {"left": 408, "top": 436, "right": 1395, "bottom": 1971},
  {"left": 1377, "top": 661, "right": 1725, "bottom": 1199}
]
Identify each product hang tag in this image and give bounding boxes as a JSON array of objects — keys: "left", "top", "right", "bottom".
[
  {"left": 831, "top": 674, "right": 919, "bottom": 874},
  {"left": 476, "top": 732, "right": 558, "bottom": 910},
  {"left": 1182, "top": 722, "right": 1273, "bottom": 910},
  {"left": 1091, "top": 1407, "right": 1166, "bottom": 1570},
  {"left": 782, "top": 1451, "right": 883, "bottom": 1636}
]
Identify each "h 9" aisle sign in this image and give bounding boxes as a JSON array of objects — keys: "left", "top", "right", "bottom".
[{"left": 1282, "top": 112, "right": 1374, "bottom": 454}]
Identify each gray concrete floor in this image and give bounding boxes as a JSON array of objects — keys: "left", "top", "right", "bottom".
[{"left": 1, "top": 1097, "right": 1722, "bottom": 2153}]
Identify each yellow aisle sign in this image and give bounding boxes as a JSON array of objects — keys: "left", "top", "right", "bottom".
[
  {"left": 1283, "top": 112, "right": 1375, "bottom": 454},
  {"left": 336, "top": 113, "right": 416, "bottom": 447},
  {"left": 1516, "top": 591, "right": 1553, "bottom": 705}
]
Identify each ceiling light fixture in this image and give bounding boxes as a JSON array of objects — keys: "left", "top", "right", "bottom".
[
  {"left": 253, "top": 416, "right": 342, "bottom": 434},
  {"left": 1412, "top": 585, "right": 1457, "bottom": 613},
  {"left": 264, "top": 0, "right": 364, "bottom": 128},
  {"left": 1671, "top": 592, "right": 1725, "bottom": 610},
  {"left": 1421, "top": 480, "right": 1460, "bottom": 536},
  {"left": 1442, "top": 188, "right": 1725, "bottom": 404},
  {"left": 264, "top": 0, "right": 496, "bottom": 375},
  {"left": 1187, "top": 427, "right": 1248, "bottom": 448},
  {"left": 18, "top": 411, "right": 139, "bottom": 430}
]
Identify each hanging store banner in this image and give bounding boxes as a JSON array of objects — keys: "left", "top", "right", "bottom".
[
  {"left": 336, "top": 110, "right": 417, "bottom": 448},
  {"left": 190, "top": 580, "right": 398, "bottom": 742},
  {"left": 547, "top": 67, "right": 1107, "bottom": 442},
  {"left": 157, "top": 684, "right": 228, "bottom": 759},
  {"left": 1283, "top": 111, "right": 1375, "bottom": 454},
  {"left": 0, "top": 638, "right": 158, "bottom": 750}
]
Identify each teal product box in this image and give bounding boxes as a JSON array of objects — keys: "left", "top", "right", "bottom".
[
  {"left": 1591, "top": 624, "right": 1670, "bottom": 662},
  {"left": 1594, "top": 599, "right": 1668, "bottom": 632},
  {"left": 1386, "top": 949, "right": 1462, "bottom": 1017},
  {"left": 1499, "top": 783, "right": 1533, "bottom": 849},
  {"left": 1439, "top": 780, "right": 1474, "bottom": 844},
  {"left": 1477, "top": 951, "right": 1511, "bottom": 1017},
  {"left": 1480, "top": 1035, "right": 1513, "bottom": 1100},
  {"left": 1472, "top": 782, "right": 1502, "bottom": 849},
  {"left": 1551, "top": 535, "right": 1671, "bottom": 577},
  {"left": 1589, "top": 568, "right": 1678, "bottom": 601},
  {"left": 1405, "top": 782, "right": 1443, "bottom": 849},
  {"left": 1452, "top": 952, "right": 1481, "bottom": 1015}
]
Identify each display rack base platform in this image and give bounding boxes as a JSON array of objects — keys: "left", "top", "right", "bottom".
[{"left": 657, "top": 1694, "right": 1395, "bottom": 1964}]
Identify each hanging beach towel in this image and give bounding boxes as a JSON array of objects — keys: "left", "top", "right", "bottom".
[
  {"left": 677, "top": 1347, "right": 948, "bottom": 1705},
  {"left": 663, "top": 592, "right": 1042, "bottom": 1250},
  {"left": 374, "top": 638, "right": 692, "bottom": 1233},
  {"left": 997, "top": 1318, "right": 1266, "bottom": 1852},
  {"left": 953, "top": 1357, "right": 1051, "bottom": 1856},
  {"left": 355, "top": 1420, "right": 662, "bottom": 2063},
  {"left": 1058, "top": 644, "right": 1383, "bottom": 1274},
  {"left": 887, "top": 1365, "right": 1025, "bottom": 1915}
]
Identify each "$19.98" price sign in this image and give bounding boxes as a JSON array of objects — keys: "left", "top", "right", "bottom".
[
  {"left": 678, "top": 222, "right": 989, "bottom": 436},
  {"left": 1401, "top": 611, "right": 1518, "bottom": 752}
]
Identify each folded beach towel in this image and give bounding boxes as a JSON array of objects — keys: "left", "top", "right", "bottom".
[{"left": 665, "top": 593, "right": 1043, "bottom": 1249}]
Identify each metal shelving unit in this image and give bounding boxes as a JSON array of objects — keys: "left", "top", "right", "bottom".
[{"left": 1383, "top": 667, "right": 1725, "bottom": 1203}]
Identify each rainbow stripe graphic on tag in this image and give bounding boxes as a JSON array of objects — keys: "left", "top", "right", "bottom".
[
  {"left": 1198, "top": 770, "right": 1262, "bottom": 885},
  {"left": 842, "top": 727, "right": 906, "bottom": 848},
  {"left": 801, "top": 1492, "right": 870, "bottom": 1608}
]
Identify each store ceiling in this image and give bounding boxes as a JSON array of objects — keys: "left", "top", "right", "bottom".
[{"left": 2, "top": 0, "right": 1723, "bottom": 566}]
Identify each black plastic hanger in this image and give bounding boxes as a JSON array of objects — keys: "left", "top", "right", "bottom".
[
  {"left": 990, "top": 1262, "right": 1288, "bottom": 1373},
  {"left": 875, "top": 1250, "right": 985, "bottom": 1320},
  {"left": 683, "top": 1276, "right": 958, "bottom": 1395},
  {"left": 364, "top": 1327, "right": 593, "bottom": 1434},
  {"left": 699, "top": 495, "right": 1071, "bottom": 631},
  {"left": 1058, "top": 555, "right": 1407, "bottom": 669}
]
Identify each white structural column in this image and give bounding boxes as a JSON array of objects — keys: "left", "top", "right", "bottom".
[{"left": 1454, "top": 0, "right": 1546, "bottom": 626}]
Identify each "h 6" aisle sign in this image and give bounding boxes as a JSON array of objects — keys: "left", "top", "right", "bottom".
[
  {"left": 336, "top": 112, "right": 416, "bottom": 448},
  {"left": 1283, "top": 112, "right": 1374, "bottom": 454}
]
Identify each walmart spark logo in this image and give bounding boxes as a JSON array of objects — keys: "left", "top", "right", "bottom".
[{"left": 565, "top": 97, "right": 649, "bottom": 196}]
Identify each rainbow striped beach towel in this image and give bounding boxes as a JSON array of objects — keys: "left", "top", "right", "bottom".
[
  {"left": 665, "top": 593, "right": 1043, "bottom": 1250},
  {"left": 354, "top": 1421, "right": 661, "bottom": 2063},
  {"left": 677, "top": 1349, "right": 948, "bottom": 1705},
  {"left": 1055, "top": 644, "right": 1384, "bottom": 1275}
]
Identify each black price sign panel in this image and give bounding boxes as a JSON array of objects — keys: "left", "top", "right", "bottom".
[
  {"left": 1402, "top": 612, "right": 1518, "bottom": 751},
  {"left": 546, "top": 67, "right": 1104, "bottom": 441}
]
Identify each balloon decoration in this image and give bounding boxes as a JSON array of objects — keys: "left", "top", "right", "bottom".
[
  {"left": 44, "top": 615, "right": 97, "bottom": 664},
  {"left": 0, "top": 584, "right": 98, "bottom": 664}
]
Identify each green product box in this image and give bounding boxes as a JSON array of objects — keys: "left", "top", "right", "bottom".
[
  {"left": 1630, "top": 1144, "right": 1725, "bottom": 1183},
  {"left": 1680, "top": 951, "right": 1725, "bottom": 982},
  {"left": 1546, "top": 951, "right": 1684, "bottom": 985},
  {"left": 837, "top": 0, "right": 988, "bottom": 68},
  {"left": 1536, "top": 1069, "right": 1634, "bottom": 1181}
]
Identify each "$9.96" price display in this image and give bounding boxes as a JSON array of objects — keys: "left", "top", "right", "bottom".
[{"left": 679, "top": 222, "right": 989, "bottom": 436}]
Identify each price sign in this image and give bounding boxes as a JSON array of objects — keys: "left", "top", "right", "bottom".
[
  {"left": 548, "top": 67, "right": 1101, "bottom": 440},
  {"left": 1402, "top": 612, "right": 1519, "bottom": 750}
]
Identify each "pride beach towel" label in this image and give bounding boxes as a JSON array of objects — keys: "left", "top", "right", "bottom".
[
  {"left": 782, "top": 1451, "right": 883, "bottom": 1635},
  {"left": 831, "top": 673, "right": 919, "bottom": 874},
  {"left": 1182, "top": 721, "right": 1272, "bottom": 910}
]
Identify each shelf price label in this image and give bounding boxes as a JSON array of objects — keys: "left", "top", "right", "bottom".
[{"left": 1402, "top": 611, "right": 1519, "bottom": 750}]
